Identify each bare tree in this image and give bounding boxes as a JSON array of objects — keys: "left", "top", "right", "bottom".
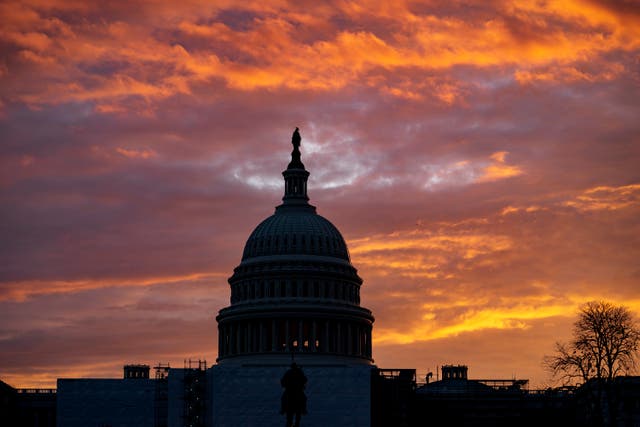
[{"left": 546, "top": 301, "right": 639, "bottom": 385}]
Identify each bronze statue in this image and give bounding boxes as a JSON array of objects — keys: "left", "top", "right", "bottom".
[
  {"left": 287, "top": 127, "right": 304, "bottom": 169},
  {"left": 280, "top": 363, "right": 307, "bottom": 427},
  {"left": 292, "top": 127, "right": 301, "bottom": 149}
]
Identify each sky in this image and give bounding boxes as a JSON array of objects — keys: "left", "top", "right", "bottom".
[{"left": 1, "top": 0, "right": 639, "bottom": 389}]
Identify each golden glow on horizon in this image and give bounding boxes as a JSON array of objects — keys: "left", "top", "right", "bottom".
[{"left": 374, "top": 296, "right": 640, "bottom": 345}]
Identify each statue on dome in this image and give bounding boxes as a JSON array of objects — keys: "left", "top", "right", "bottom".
[
  {"left": 280, "top": 362, "right": 307, "bottom": 427},
  {"left": 292, "top": 127, "right": 301, "bottom": 149},
  {"left": 287, "top": 127, "right": 305, "bottom": 169}
]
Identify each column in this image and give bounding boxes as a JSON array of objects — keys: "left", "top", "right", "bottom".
[
  {"left": 253, "top": 321, "right": 258, "bottom": 352},
  {"left": 246, "top": 322, "right": 252, "bottom": 353},
  {"left": 285, "top": 319, "right": 290, "bottom": 352},
  {"left": 337, "top": 322, "right": 342, "bottom": 354},
  {"left": 235, "top": 322, "right": 241, "bottom": 354},
  {"left": 324, "top": 321, "right": 330, "bottom": 353},
  {"left": 347, "top": 323, "right": 353, "bottom": 355},
  {"left": 271, "top": 319, "right": 277, "bottom": 352},
  {"left": 311, "top": 321, "right": 317, "bottom": 351},
  {"left": 259, "top": 321, "right": 264, "bottom": 352},
  {"left": 218, "top": 325, "right": 223, "bottom": 357},
  {"left": 298, "top": 320, "right": 304, "bottom": 351},
  {"left": 229, "top": 322, "right": 238, "bottom": 354}
]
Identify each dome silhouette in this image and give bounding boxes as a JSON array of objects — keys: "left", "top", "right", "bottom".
[{"left": 216, "top": 129, "right": 374, "bottom": 364}]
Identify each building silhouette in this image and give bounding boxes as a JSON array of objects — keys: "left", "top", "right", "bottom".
[
  {"left": 2, "top": 129, "right": 639, "bottom": 427},
  {"left": 216, "top": 128, "right": 374, "bottom": 366},
  {"left": 210, "top": 127, "right": 374, "bottom": 427},
  {"left": 0, "top": 379, "right": 56, "bottom": 427}
]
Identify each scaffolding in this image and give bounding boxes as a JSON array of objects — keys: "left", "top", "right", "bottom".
[
  {"left": 153, "top": 363, "right": 170, "bottom": 427},
  {"left": 475, "top": 379, "right": 530, "bottom": 392},
  {"left": 183, "top": 359, "right": 207, "bottom": 427},
  {"left": 372, "top": 369, "right": 416, "bottom": 427},
  {"left": 154, "top": 363, "right": 170, "bottom": 380}
]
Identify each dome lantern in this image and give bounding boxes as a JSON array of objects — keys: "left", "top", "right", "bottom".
[{"left": 279, "top": 127, "right": 314, "bottom": 212}]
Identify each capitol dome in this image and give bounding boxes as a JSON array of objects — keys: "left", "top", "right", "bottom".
[
  {"left": 216, "top": 128, "right": 374, "bottom": 365},
  {"left": 241, "top": 211, "right": 350, "bottom": 261}
]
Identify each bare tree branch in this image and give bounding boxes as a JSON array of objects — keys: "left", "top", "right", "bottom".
[{"left": 545, "top": 301, "right": 639, "bottom": 385}]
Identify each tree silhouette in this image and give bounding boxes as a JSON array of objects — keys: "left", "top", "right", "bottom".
[{"left": 546, "top": 300, "right": 639, "bottom": 384}]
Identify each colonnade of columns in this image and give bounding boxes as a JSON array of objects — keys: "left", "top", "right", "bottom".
[
  {"left": 218, "top": 317, "right": 372, "bottom": 360},
  {"left": 285, "top": 177, "right": 307, "bottom": 196},
  {"left": 231, "top": 279, "right": 360, "bottom": 304}
]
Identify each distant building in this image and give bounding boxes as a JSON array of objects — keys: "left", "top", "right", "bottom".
[
  {"left": 574, "top": 376, "right": 640, "bottom": 427},
  {"left": 55, "top": 362, "right": 211, "bottom": 427},
  {"left": 412, "top": 365, "right": 575, "bottom": 427},
  {"left": 0, "top": 379, "right": 56, "bottom": 427}
]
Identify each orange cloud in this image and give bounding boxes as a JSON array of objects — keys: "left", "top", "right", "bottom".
[
  {"left": 500, "top": 205, "right": 545, "bottom": 216},
  {"left": 1, "top": 0, "right": 638, "bottom": 108},
  {"left": 515, "top": 62, "right": 626, "bottom": 84},
  {"left": 564, "top": 184, "right": 640, "bottom": 211},
  {"left": 349, "top": 228, "right": 514, "bottom": 287},
  {"left": 351, "top": 181, "right": 640, "bottom": 348},
  {"left": 116, "top": 147, "right": 157, "bottom": 159},
  {"left": 0, "top": 272, "right": 227, "bottom": 302},
  {"left": 477, "top": 151, "right": 523, "bottom": 183},
  {"left": 374, "top": 293, "right": 640, "bottom": 345}
]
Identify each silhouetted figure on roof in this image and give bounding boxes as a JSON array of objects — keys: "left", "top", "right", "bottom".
[{"left": 280, "top": 363, "right": 307, "bottom": 427}]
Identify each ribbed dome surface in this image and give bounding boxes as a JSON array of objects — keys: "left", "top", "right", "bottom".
[{"left": 242, "top": 210, "right": 350, "bottom": 261}]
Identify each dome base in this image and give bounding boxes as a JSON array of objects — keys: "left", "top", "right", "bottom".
[{"left": 216, "top": 352, "right": 373, "bottom": 366}]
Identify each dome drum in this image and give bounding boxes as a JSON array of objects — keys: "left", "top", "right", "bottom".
[
  {"left": 218, "top": 303, "right": 374, "bottom": 321},
  {"left": 229, "top": 273, "right": 363, "bottom": 305},
  {"left": 217, "top": 315, "right": 373, "bottom": 361},
  {"left": 230, "top": 257, "right": 361, "bottom": 282}
]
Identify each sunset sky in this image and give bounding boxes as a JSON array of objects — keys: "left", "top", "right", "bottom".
[{"left": 1, "top": 0, "right": 639, "bottom": 388}]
